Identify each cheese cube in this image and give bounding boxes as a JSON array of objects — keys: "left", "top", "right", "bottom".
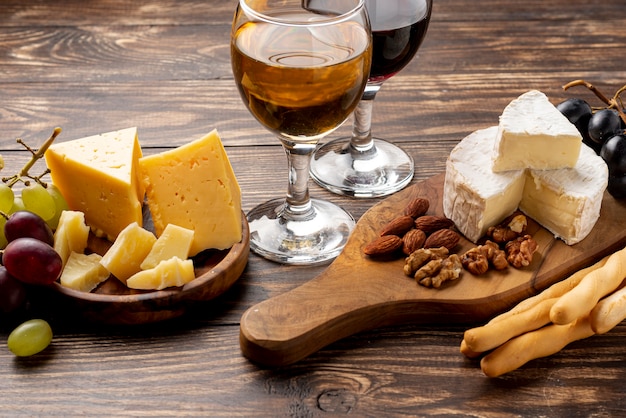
[
  {"left": 127, "top": 257, "right": 195, "bottom": 290},
  {"left": 492, "top": 90, "right": 582, "bottom": 172},
  {"left": 44, "top": 127, "right": 145, "bottom": 241},
  {"left": 60, "top": 252, "right": 110, "bottom": 292},
  {"left": 140, "top": 223, "right": 195, "bottom": 270},
  {"left": 100, "top": 222, "right": 156, "bottom": 284},
  {"left": 54, "top": 210, "right": 90, "bottom": 266},
  {"left": 444, "top": 127, "right": 526, "bottom": 243},
  {"left": 139, "top": 130, "right": 242, "bottom": 256}
]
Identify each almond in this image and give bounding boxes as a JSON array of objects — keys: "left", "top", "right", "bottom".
[
  {"left": 402, "top": 229, "right": 426, "bottom": 255},
  {"left": 379, "top": 215, "right": 415, "bottom": 237},
  {"left": 414, "top": 215, "right": 454, "bottom": 234},
  {"left": 364, "top": 235, "right": 403, "bottom": 256},
  {"left": 403, "top": 198, "right": 430, "bottom": 218},
  {"left": 424, "top": 229, "right": 460, "bottom": 251}
]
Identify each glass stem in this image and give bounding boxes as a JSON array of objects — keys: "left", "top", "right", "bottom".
[
  {"left": 350, "top": 81, "right": 383, "bottom": 154},
  {"left": 281, "top": 139, "right": 317, "bottom": 221}
]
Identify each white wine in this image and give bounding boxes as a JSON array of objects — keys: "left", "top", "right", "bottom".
[{"left": 231, "top": 14, "right": 371, "bottom": 142}]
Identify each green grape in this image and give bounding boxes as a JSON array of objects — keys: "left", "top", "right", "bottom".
[
  {"left": 9, "top": 196, "right": 26, "bottom": 215},
  {"left": 0, "top": 216, "right": 7, "bottom": 249},
  {"left": 7, "top": 319, "right": 53, "bottom": 357},
  {"left": 21, "top": 183, "right": 56, "bottom": 221},
  {"left": 46, "top": 183, "right": 69, "bottom": 229},
  {"left": 0, "top": 183, "right": 14, "bottom": 213}
]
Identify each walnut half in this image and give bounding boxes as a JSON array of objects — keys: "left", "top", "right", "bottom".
[
  {"left": 505, "top": 235, "right": 538, "bottom": 268},
  {"left": 418, "top": 254, "right": 463, "bottom": 289}
]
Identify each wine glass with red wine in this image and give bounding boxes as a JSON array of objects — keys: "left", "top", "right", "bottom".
[
  {"left": 231, "top": 0, "right": 372, "bottom": 265},
  {"left": 310, "top": 0, "right": 433, "bottom": 198}
]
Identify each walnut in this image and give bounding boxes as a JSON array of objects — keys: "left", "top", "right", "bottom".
[
  {"left": 461, "top": 247, "right": 489, "bottom": 275},
  {"left": 486, "top": 213, "right": 528, "bottom": 243},
  {"left": 461, "top": 240, "right": 508, "bottom": 275},
  {"left": 419, "top": 254, "right": 462, "bottom": 288},
  {"left": 490, "top": 248, "right": 509, "bottom": 270},
  {"left": 505, "top": 234, "right": 538, "bottom": 268},
  {"left": 403, "top": 247, "right": 449, "bottom": 277},
  {"left": 414, "top": 258, "right": 443, "bottom": 282}
]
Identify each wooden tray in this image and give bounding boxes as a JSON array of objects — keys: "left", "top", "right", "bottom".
[
  {"left": 49, "top": 215, "right": 250, "bottom": 325},
  {"left": 239, "top": 173, "right": 626, "bottom": 366}
]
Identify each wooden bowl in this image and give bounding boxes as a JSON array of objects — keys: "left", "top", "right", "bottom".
[{"left": 49, "top": 215, "right": 250, "bottom": 325}]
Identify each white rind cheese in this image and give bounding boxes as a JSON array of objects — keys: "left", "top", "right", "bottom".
[
  {"left": 520, "top": 144, "right": 608, "bottom": 245},
  {"left": 444, "top": 127, "right": 526, "bottom": 243},
  {"left": 492, "top": 90, "right": 582, "bottom": 172},
  {"left": 444, "top": 126, "right": 608, "bottom": 245}
]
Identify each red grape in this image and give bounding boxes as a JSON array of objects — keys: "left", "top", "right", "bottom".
[
  {"left": 3, "top": 237, "right": 62, "bottom": 285},
  {"left": 0, "top": 266, "right": 28, "bottom": 314},
  {"left": 4, "top": 210, "right": 54, "bottom": 246}
]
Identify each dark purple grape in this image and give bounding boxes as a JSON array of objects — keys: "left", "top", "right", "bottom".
[
  {"left": 3, "top": 237, "right": 62, "bottom": 285},
  {"left": 588, "top": 109, "right": 622, "bottom": 144},
  {"left": 557, "top": 98, "right": 592, "bottom": 125},
  {"left": 4, "top": 211, "right": 54, "bottom": 246},
  {"left": 601, "top": 134, "right": 626, "bottom": 176},
  {"left": 0, "top": 266, "right": 28, "bottom": 314},
  {"left": 607, "top": 174, "right": 626, "bottom": 199}
]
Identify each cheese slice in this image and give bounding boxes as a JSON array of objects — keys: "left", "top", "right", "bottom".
[
  {"left": 53, "top": 210, "right": 90, "bottom": 267},
  {"left": 60, "top": 252, "right": 109, "bottom": 292},
  {"left": 44, "top": 127, "right": 145, "bottom": 240},
  {"left": 519, "top": 144, "right": 608, "bottom": 245},
  {"left": 492, "top": 90, "right": 582, "bottom": 172},
  {"left": 100, "top": 222, "right": 157, "bottom": 284},
  {"left": 140, "top": 223, "right": 195, "bottom": 270},
  {"left": 139, "top": 130, "right": 242, "bottom": 256},
  {"left": 126, "top": 257, "right": 195, "bottom": 290},
  {"left": 443, "top": 126, "right": 526, "bottom": 243}
]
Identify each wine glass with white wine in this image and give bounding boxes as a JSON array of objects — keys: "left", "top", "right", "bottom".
[
  {"left": 310, "top": 0, "right": 433, "bottom": 198},
  {"left": 230, "top": 0, "right": 372, "bottom": 264}
]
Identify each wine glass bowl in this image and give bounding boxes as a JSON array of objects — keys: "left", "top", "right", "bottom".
[
  {"left": 310, "top": 0, "right": 433, "bottom": 198},
  {"left": 230, "top": 0, "right": 372, "bottom": 264}
]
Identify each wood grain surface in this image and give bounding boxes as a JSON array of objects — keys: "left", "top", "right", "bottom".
[{"left": 1, "top": 0, "right": 626, "bottom": 416}]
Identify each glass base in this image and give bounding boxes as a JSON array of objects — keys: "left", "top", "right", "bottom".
[
  {"left": 246, "top": 197, "right": 355, "bottom": 265},
  {"left": 310, "top": 138, "right": 414, "bottom": 198}
]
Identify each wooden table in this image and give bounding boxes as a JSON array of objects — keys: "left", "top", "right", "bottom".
[{"left": 2, "top": 0, "right": 626, "bottom": 415}]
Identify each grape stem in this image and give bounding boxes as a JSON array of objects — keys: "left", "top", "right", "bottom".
[
  {"left": 2, "top": 127, "right": 61, "bottom": 188},
  {"left": 563, "top": 80, "right": 626, "bottom": 128}
]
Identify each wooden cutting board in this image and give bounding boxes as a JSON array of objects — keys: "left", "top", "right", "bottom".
[{"left": 239, "top": 173, "right": 626, "bottom": 367}]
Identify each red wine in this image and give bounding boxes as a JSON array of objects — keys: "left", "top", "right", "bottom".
[{"left": 367, "top": 0, "right": 432, "bottom": 82}]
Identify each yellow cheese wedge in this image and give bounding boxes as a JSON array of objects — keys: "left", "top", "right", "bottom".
[
  {"left": 100, "top": 222, "right": 156, "bottom": 284},
  {"left": 54, "top": 210, "right": 90, "bottom": 266},
  {"left": 140, "top": 223, "right": 195, "bottom": 270},
  {"left": 60, "top": 252, "right": 110, "bottom": 292},
  {"left": 126, "top": 257, "right": 195, "bottom": 290},
  {"left": 139, "top": 130, "right": 242, "bottom": 256},
  {"left": 44, "top": 127, "right": 145, "bottom": 241}
]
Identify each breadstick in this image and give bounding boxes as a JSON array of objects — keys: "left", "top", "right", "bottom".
[
  {"left": 464, "top": 297, "right": 557, "bottom": 353},
  {"left": 489, "top": 255, "right": 608, "bottom": 325},
  {"left": 551, "top": 247, "right": 626, "bottom": 325},
  {"left": 459, "top": 339, "right": 482, "bottom": 358},
  {"left": 480, "top": 316, "right": 595, "bottom": 378},
  {"left": 459, "top": 256, "right": 608, "bottom": 358},
  {"left": 590, "top": 281, "right": 626, "bottom": 334}
]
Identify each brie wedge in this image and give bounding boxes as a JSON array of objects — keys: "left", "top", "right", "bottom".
[
  {"left": 520, "top": 144, "right": 608, "bottom": 245},
  {"left": 492, "top": 90, "right": 582, "bottom": 172},
  {"left": 443, "top": 126, "right": 526, "bottom": 243}
]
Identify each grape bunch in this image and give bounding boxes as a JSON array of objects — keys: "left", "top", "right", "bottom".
[
  {"left": 0, "top": 210, "right": 61, "bottom": 356},
  {"left": 0, "top": 127, "right": 69, "bottom": 247},
  {"left": 556, "top": 80, "right": 626, "bottom": 198},
  {"left": 0, "top": 128, "right": 69, "bottom": 356}
]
